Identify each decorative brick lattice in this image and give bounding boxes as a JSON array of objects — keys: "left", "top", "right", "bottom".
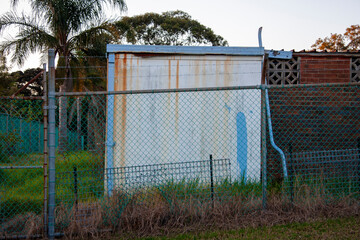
[
  {"left": 267, "top": 57, "right": 300, "bottom": 85},
  {"left": 351, "top": 57, "right": 360, "bottom": 82}
]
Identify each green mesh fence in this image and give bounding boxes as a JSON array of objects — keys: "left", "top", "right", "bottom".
[
  {"left": 267, "top": 85, "right": 360, "bottom": 202},
  {"left": 0, "top": 98, "right": 44, "bottom": 237}
]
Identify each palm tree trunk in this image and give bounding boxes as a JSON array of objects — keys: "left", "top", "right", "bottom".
[
  {"left": 58, "top": 85, "right": 68, "bottom": 153},
  {"left": 58, "top": 55, "right": 73, "bottom": 153},
  {"left": 76, "top": 97, "right": 81, "bottom": 150}
]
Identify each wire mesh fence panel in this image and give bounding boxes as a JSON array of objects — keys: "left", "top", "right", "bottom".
[
  {"left": 0, "top": 98, "right": 44, "bottom": 237},
  {"left": 54, "top": 88, "right": 264, "bottom": 232},
  {"left": 285, "top": 149, "right": 360, "bottom": 202},
  {"left": 267, "top": 84, "right": 360, "bottom": 201}
]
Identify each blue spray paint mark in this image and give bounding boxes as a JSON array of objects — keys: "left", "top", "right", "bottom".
[
  {"left": 236, "top": 112, "right": 247, "bottom": 179},
  {"left": 225, "top": 103, "right": 231, "bottom": 113}
]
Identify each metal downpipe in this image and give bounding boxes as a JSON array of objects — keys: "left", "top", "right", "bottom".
[{"left": 264, "top": 88, "right": 288, "bottom": 178}]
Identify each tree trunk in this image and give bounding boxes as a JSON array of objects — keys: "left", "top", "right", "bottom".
[
  {"left": 58, "top": 85, "right": 68, "bottom": 153},
  {"left": 58, "top": 55, "right": 73, "bottom": 153},
  {"left": 76, "top": 97, "right": 81, "bottom": 150}
]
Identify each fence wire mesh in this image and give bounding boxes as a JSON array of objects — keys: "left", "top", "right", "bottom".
[
  {"left": 267, "top": 85, "right": 360, "bottom": 201},
  {"left": 54, "top": 89, "right": 264, "bottom": 232},
  {"left": 1, "top": 83, "right": 360, "bottom": 237},
  {"left": 0, "top": 98, "right": 44, "bottom": 236}
]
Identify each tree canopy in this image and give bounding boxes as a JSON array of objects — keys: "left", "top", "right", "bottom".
[
  {"left": 115, "top": 10, "right": 228, "bottom": 46},
  {"left": 312, "top": 25, "right": 360, "bottom": 52},
  {"left": 0, "top": 0, "right": 127, "bottom": 92},
  {"left": 0, "top": 68, "right": 43, "bottom": 96}
]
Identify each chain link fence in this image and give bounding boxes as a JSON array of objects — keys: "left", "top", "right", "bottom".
[
  {"left": 267, "top": 84, "right": 360, "bottom": 202},
  {"left": 53, "top": 88, "right": 264, "bottom": 232},
  {"left": 1, "top": 80, "right": 360, "bottom": 237},
  {"left": 0, "top": 97, "right": 45, "bottom": 237}
]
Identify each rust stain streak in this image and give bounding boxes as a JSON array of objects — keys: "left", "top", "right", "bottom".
[
  {"left": 113, "top": 55, "right": 120, "bottom": 170},
  {"left": 120, "top": 95, "right": 127, "bottom": 168},
  {"left": 136, "top": 57, "right": 140, "bottom": 90},
  {"left": 168, "top": 59, "right": 172, "bottom": 89},
  {"left": 202, "top": 60, "right": 207, "bottom": 87},
  {"left": 122, "top": 54, "right": 127, "bottom": 91},
  {"left": 194, "top": 60, "right": 200, "bottom": 88},
  {"left": 129, "top": 55, "right": 133, "bottom": 90},
  {"left": 176, "top": 60, "right": 180, "bottom": 89},
  {"left": 216, "top": 60, "right": 220, "bottom": 87},
  {"left": 117, "top": 54, "right": 127, "bottom": 169},
  {"left": 224, "top": 57, "right": 231, "bottom": 87},
  {"left": 114, "top": 55, "right": 119, "bottom": 91},
  {"left": 175, "top": 60, "right": 179, "bottom": 137}
]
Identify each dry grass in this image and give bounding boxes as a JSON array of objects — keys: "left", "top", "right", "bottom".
[
  {"left": 0, "top": 212, "right": 43, "bottom": 238},
  {"left": 55, "top": 187, "right": 360, "bottom": 240},
  {"left": 2, "top": 184, "right": 359, "bottom": 239}
]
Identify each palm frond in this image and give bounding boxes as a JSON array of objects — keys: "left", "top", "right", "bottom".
[
  {"left": 0, "top": 11, "right": 47, "bottom": 34},
  {"left": 1, "top": 22, "right": 55, "bottom": 65},
  {"left": 68, "top": 21, "right": 118, "bottom": 52}
]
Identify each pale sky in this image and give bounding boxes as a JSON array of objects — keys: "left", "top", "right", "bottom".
[{"left": 1, "top": 0, "right": 360, "bottom": 71}]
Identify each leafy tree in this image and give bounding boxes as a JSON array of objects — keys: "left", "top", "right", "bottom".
[
  {"left": 0, "top": 0, "right": 126, "bottom": 91},
  {"left": 115, "top": 10, "right": 228, "bottom": 46},
  {"left": 0, "top": 0, "right": 127, "bottom": 152},
  {"left": 0, "top": 57, "right": 17, "bottom": 96},
  {"left": 344, "top": 25, "right": 360, "bottom": 50},
  {"left": 0, "top": 66, "right": 45, "bottom": 97},
  {"left": 312, "top": 25, "right": 360, "bottom": 52},
  {"left": 15, "top": 68, "right": 44, "bottom": 96}
]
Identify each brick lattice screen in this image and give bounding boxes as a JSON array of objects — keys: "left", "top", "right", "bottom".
[{"left": 351, "top": 57, "right": 360, "bottom": 82}]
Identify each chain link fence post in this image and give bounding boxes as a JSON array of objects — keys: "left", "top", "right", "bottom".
[
  {"left": 42, "top": 63, "right": 48, "bottom": 238},
  {"left": 48, "top": 49, "right": 56, "bottom": 240},
  {"left": 261, "top": 86, "right": 267, "bottom": 209}
]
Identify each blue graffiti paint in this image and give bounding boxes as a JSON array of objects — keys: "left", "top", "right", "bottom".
[
  {"left": 236, "top": 112, "right": 247, "bottom": 179},
  {"left": 225, "top": 103, "right": 231, "bottom": 113}
]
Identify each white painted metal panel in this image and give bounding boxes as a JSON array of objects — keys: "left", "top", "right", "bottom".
[{"left": 106, "top": 50, "right": 263, "bottom": 187}]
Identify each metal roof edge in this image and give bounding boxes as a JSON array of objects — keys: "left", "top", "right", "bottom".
[
  {"left": 265, "top": 49, "right": 360, "bottom": 57},
  {"left": 292, "top": 52, "right": 360, "bottom": 57},
  {"left": 266, "top": 50, "right": 292, "bottom": 59},
  {"left": 106, "top": 44, "right": 265, "bottom": 56}
]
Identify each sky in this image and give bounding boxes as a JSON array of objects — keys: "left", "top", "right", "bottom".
[{"left": 1, "top": 0, "right": 360, "bottom": 71}]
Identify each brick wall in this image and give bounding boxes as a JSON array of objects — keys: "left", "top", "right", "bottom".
[
  {"left": 267, "top": 86, "right": 360, "bottom": 180},
  {"left": 266, "top": 54, "right": 360, "bottom": 181},
  {"left": 299, "top": 56, "right": 351, "bottom": 84}
]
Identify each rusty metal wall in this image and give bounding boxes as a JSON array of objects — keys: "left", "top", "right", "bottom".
[{"left": 106, "top": 46, "right": 264, "bottom": 188}]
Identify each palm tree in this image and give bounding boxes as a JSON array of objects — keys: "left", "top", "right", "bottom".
[{"left": 0, "top": 0, "right": 127, "bottom": 152}]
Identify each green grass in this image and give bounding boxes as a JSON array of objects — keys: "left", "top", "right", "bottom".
[
  {"left": 156, "top": 177, "right": 262, "bottom": 208},
  {"left": 283, "top": 174, "right": 360, "bottom": 202},
  {"left": 0, "top": 151, "right": 104, "bottom": 221},
  {"left": 134, "top": 216, "right": 360, "bottom": 240},
  {"left": 1, "top": 151, "right": 358, "bottom": 220},
  {"left": 2, "top": 151, "right": 360, "bottom": 237}
]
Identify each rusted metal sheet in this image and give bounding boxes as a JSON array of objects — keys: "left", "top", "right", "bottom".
[
  {"left": 106, "top": 45, "right": 264, "bottom": 188},
  {"left": 112, "top": 54, "right": 263, "bottom": 90}
]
